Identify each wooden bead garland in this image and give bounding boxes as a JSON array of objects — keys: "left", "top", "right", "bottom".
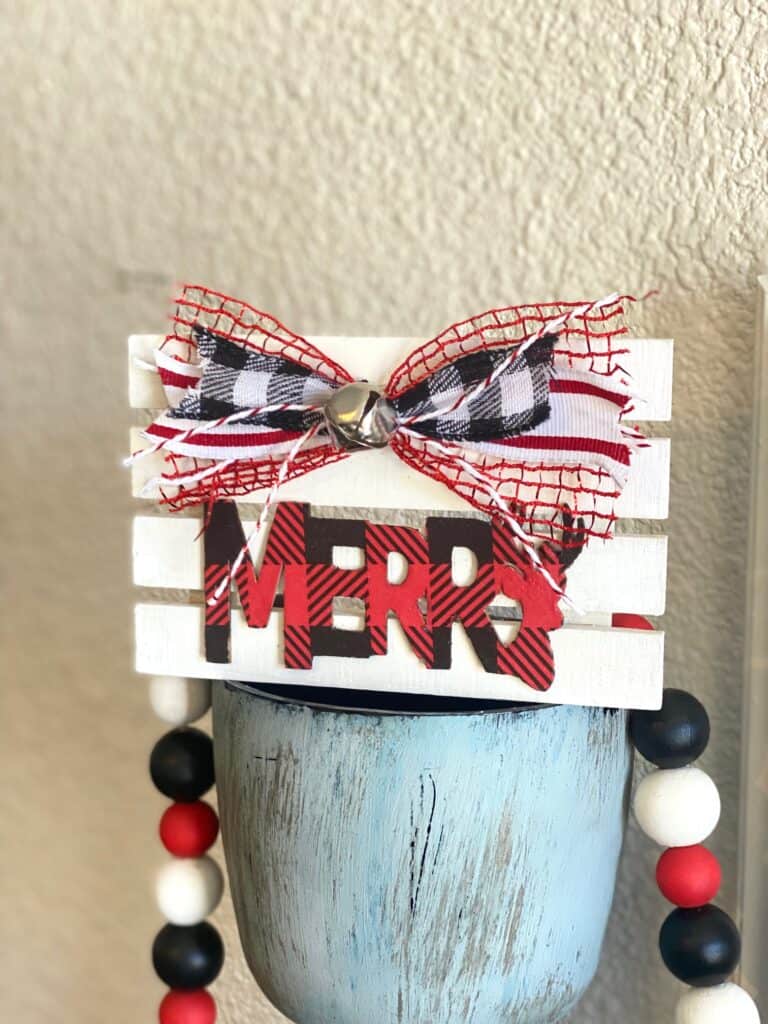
[
  {"left": 149, "top": 676, "right": 223, "bottom": 1022},
  {"left": 628, "top": 621, "right": 760, "bottom": 1022}
]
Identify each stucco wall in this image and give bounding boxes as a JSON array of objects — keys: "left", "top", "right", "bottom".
[{"left": 3, "top": 2, "right": 766, "bottom": 1021}]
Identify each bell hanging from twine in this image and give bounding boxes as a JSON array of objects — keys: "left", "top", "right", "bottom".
[{"left": 324, "top": 382, "right": 398, "bottom": 450}]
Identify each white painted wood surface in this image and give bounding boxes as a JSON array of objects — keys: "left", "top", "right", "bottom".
[
  {"left": 129, "top": 424, "right": 670, "bottom": 520},
  {"left": 129, "top": 334, "right": 674, "bottom": 420},
  {"left": 129, "top": 333, "right": 672, "bottom": 709},
  {"left": 739, "top": 275, "right": 768, "bottom": 1003},
  {"left": 136, "top": 604, "right": 664, "bottom": 709},
  {"left": 133, "top": 515, "right": 667, "bottom": 615}
]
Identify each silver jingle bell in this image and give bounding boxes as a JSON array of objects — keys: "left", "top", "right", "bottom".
[{"left": 324, "top": 382, "right": 398, "bottom": 450}]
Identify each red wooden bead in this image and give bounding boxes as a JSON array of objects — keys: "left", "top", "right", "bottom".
[
  {"left": 656, "top": 844, "right": 722, "bottom": 908},
  {"left": 159, "top": 990, "right": 216, "bottom": 1024},
  {"left": 612, "top": 613, "right": 654, "bottom": 630},
  {"left": 160, "top": 801, "right": 219, "bottom": 858}
]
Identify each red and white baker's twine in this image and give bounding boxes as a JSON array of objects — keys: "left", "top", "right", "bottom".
[
  {"left": 210, "top": 420, "right": 323, "bottom": 603},
  {"left": 402, "top": 430, "right": 571, "bottom": 601}
]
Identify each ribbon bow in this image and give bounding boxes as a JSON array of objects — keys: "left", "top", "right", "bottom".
[{"left": 130, "top": 285, "right": 642, "bottom": 594}]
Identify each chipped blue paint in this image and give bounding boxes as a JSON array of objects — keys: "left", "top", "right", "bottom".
[{"left": 214, "top": 686, "right": 632, "bottom": 1024}]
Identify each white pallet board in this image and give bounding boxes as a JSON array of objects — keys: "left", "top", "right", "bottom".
[
  {"left": 133, "top": 514, "right": 667, "bottom": 615},
  {"left": 129, "top": 333, "right": 674, "bottom": 421},
  {"left": 129, "top": 328, "right": 671, "bottom": 712},
  {"left": 129, "top": 425, "right": 670, "bottom": 520},
  {"left": 135, "top": 603, "right": 664, "bottom": 710}
]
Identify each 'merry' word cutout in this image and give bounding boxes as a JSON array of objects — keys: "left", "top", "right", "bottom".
[{"left": 204, "top": 500, "right": 584, "bottom": 692}]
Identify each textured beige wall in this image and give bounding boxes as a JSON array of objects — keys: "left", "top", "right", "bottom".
[{"left": 3, "top": 2, "right": 767, "bottom": 1022}]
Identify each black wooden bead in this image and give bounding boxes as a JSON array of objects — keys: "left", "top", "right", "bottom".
[
  {"left": 149, "top": 727, "right": 214, "bottom": 801},
  {"left": 152, "top": 922, "right": 224, "bottom": 989},
  {"left": 659, "top": 905, "right": 741, "bottom": 987},
  {"left": 629, "top": 688, "right": 710, "bottom": 768}
]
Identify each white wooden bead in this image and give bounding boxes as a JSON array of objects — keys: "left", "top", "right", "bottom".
[
  {"left": 633, "top": 766, "right": 721, "bottom": 846},
  {"left": 155, "top": 855, "right": 224, "bottom": 926},
  {"left": 676, "top": 983, "right": 761, "bottom": 1023},
  {"left": 149, "top": 676, "right": 211, "bottom": 725}
]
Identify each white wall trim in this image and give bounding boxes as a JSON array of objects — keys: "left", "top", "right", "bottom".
[{"left": 739, "top": 276, "right": 768, "bottom": 1009}]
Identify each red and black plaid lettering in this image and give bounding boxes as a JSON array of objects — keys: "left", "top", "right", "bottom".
[
  {"left": 263, "top": 501, "right": 307, "bottom": 565},
  {"left": 496, "top": 626, "right": 555, "bottom": 691},
  {"left": 403, "top": 625, "right": 434, "bottom": 667},
  {"left": 370, "top": 625, "right": 387, "bottom": 656},
  {"left": 365, "top": 523, "right": 429, "bottom": 566},
  {"left": 204, "top": 562, "right": 231, "bottom": 628},
  {"left": 305, "top": 566, "right": 368, "bottom": 627},
  {"left": 202, "top": 499, "right": 564, "bottom": 691},
  {"left": 491, "top": 520, "right": 530, "bottom": 574},
  {"left": 428, "top": 564, "right": 496, "bottom": 628},
  {"left": 284, "top": 625, "right": 312, "bottom": 669},
  {"left": 203, "top": 500, "right": 307, "bottom": 661}
]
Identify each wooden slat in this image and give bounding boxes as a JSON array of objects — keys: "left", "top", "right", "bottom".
[
  {"left": 129, "top": 334, "right": 674, "bottom": 422},
  {"left": 133, "top": 514, "right": 667, "bottom": 615},
  {"left": 134, "top": 604, "right": 664, "bottom": 710},
  {"left": 129, "top": 425, "right": 670, "bottom": 520}
]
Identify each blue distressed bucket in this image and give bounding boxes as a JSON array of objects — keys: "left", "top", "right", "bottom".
[{"left": 213, "top": 684, "right": 631, "bottom": 1024}]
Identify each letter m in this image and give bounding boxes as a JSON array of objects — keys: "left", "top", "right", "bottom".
[{"left": 203, "top": 500, "right": 307, "bottom": 663}]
